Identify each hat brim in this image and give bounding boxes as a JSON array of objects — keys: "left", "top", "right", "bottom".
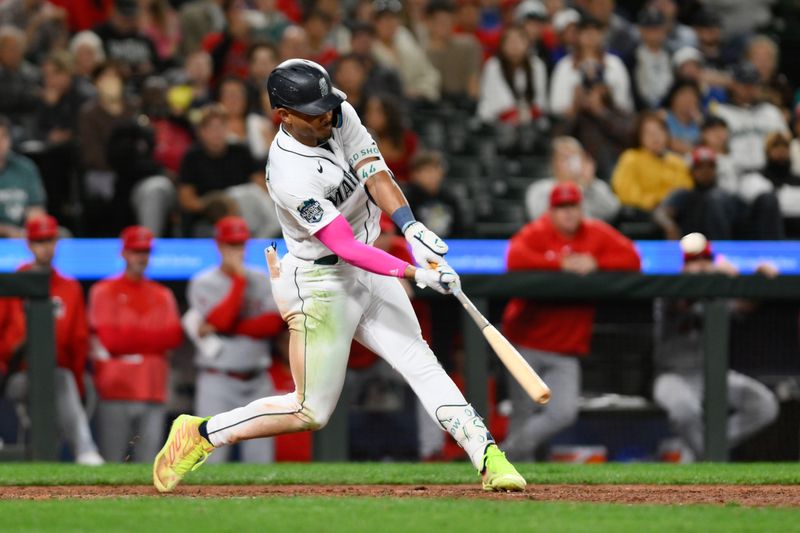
[{"left": 287, "top": 88, "right": 346, "bottom": 116}]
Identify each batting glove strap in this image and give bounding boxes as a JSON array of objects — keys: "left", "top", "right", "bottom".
[{"left": 404, "top": 221, "right": 449, "bottom": 267}]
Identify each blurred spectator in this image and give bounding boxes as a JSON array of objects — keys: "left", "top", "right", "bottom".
[
  {"left": 712, "top": 63, "right": 787, "bottom": 174},
  {"left": 202, "top": 0, "right": 252, "bottom": 85},
  {"left": 0, "top": 116, "right": 46, "bottom": 238},
  {"left": 313, "top": 0, "right": 350, "bottom": 53},
  {"left": 372, "top": 0, "right": 441, "bottom": 102},
  {"left": 332, "top": 53, "right": 370, "bottom": 117},
  {"left": 739, "top": 131, "right": 800, "bottom": 233},
  {"left": 248, "top": 0, "right": 291, "bottom": 46},
  {"left": 0, "top": 0, "right": 69, "bottom": 63},
  {"left": 671, "top": 46, "right": 726, "bottom": 110},
  {"left": 477, "top": 24, "right": 548, "bottom": 126},
  {"left": 514, "top": 0, "right": 552, "bottom": 69},
  {"left": 145, "top": 79, "right": 194, "bottom": 180},
  {"left": 88, "top": 226, "right": 183, "bottom": 462},
  {"left": 78, "top": 62, "right": 172, "bottom": 236},
  {"left": 178, "top": 0, "right": 224, "bottom": 57},
  {"left": 404, "top": 150, "right": 465, "bottom": 238},
  {"left": 653, "top": 233, "right": 779, "bottom": 461},
  {"left": 183, "top": 50, "right": 214, "bottom": 109},
  {"left": 93, "top": 0, "right": 159, "bottom": 86},
  {"left": 701, "top": 0, "right": 775, "bottom": 40},
  {"left": 217, "top": 76, "right": 273, "bottom": 162},
  {"left": 346, "top": 22, "right": 404, "bottom": 99},
  {"left": 49, "top": 0, "right": 112, "bottom": 34},
  {"left": 30, "top": 51, "right": 90, "bottom": 223},
  {"left": 649, "top": 0, "right": 696, "bottom": 53},
  {"left": 187, "top": 216, "right": 282, "bottom": 463},
  {"left": 690, "top": 9, "right": 735, "bottom": 71},
  {"left": 139, "top": 0, "right": 181, "bottom": 64},
  {"left": 406, "top": 0, "right": 430, "bottom": 44},
  {"left": 791, "top": 106, "right": 800, "bottom": 177},
  {"left": 550, "top": 8, "right": 580, "bottom": 63},
  {"left": 454, "top": 0, "right": 501, "bottom": 58},
  {"left": 611, "top": 112, "right": 692, "bottom": 212},
  {"left": 302, "top": 9, "right": 338, "bottom": 66},
  {"left": 245, "top": 42, "right": 278, "bottom": 113},
  {"left": 425, "top": 0, "right": 482, "bottom": 106},
  {"left": 69, "top": 31, "right": 105, "bottom": 96},
  {"left": 746, "top": 35, "right": 793, "bottom": 115},
  {"left": 526, "top": 136, "right": 619, "bottom": 222},
  {"left": 364, "top": 93, "right": 419, "bottom": 183},
  {"left": 178, "top": 104, "right": 279, "bottom": 237},
  {"left": 0, "top": 25, "right": 40, "bottom": 136},
  {"left": 501, "top": 182, "right": 640, "bottom": 460},
  {"left": 2, "top": 215, "right": 104, "bottom": 465},
  {"left": 278, "top": 24, "right": 310, "bottom": 61},
  {"left": 699, "top": 115, "right": 739, "bottom": 195},
  {"left": 664, "top": 80, "right": 703, "bottom": 155},
  {"left": 582, "top": 0, "right": 637, "bottom": 59},
  {"left": 549, "top": 15, "right": 633, "bottom": 118},
  {"left": 631, "top": 9, "right": 672, "bottom": 110},
  {"left": 653, "top": 147, "right": 743, "bottom": 240}
]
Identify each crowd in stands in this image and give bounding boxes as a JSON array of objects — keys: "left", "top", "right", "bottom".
[
  {"left": 2, "top": 0, "right": 800, "bottom": 464},
  {"left": 0, "top": 0, "right": 798, "bottom": 240}
]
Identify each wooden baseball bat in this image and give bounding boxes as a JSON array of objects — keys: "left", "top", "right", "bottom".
[{"left": 453, "top": 288, "right": 551, "bottom": 405}]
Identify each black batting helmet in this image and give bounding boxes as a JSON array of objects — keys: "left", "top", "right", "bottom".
[{"left": 267, "top": 59, "right": 345, "bottom": 116}]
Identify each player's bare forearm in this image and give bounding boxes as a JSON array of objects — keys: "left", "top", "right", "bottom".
[{"left": 363, "top": 168, "right": 409, "bottom": 215}]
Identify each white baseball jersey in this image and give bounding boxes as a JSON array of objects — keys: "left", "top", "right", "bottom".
[
  {"left": 204, "top": 98, "right": 495, "bottom": 472},
  {"left": 267, "top": 101, "right": 382, "bottom": 261}
]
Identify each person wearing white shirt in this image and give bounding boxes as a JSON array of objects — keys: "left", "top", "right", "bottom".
[
  {"left": 525, "top": 136, "right": 619, "bottom": 222},
  {"left": 477, "top": 24, "right": 548, "bottom": 124},
  {"left": 549, "top": 15, "right": 632, "bottom": 117}
]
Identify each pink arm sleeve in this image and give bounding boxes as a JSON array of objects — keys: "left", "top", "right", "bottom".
[{"left": 316, "top": 215, "right": 409, "bottom": 278}]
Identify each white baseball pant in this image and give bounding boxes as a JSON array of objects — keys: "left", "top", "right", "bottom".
[{"left": 205, "top": 255, "right": 493, "bottom": 468}]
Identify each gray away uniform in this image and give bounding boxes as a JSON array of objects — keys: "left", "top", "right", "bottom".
[
  {"left": 652, "top": 298, "right": 779, "bottom": 458},
  {"left": 188, "top": 266, "right": 278, "bottom": 463}
]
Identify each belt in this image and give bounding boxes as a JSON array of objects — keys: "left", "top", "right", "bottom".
[
  {"left": 314, "top": 254, "right": 339, "bottom": 265},
  {"left": 204, "top": 368, "right": 264, "bottom": 381}
]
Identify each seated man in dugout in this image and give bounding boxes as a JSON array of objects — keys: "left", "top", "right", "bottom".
[{"left": 652, "top": 233, "right": 779, "bottom": 461}]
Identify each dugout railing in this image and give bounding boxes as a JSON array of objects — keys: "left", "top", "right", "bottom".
[
  {"left": 455, "top": 272, "right": 800, "bottom": 462},
  {"left": 0, "top": 272, "right": 56, "bottom": 461},
  {"left": 5, "top": 272, "right": 800, "bottom": 462}
]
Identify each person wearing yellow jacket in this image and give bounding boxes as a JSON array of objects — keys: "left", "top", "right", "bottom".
[{"left": 612, "top": 112, "right": 693, "bottom": 211}]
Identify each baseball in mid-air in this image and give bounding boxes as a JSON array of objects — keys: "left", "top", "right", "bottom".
[{"left": 680, "top": 232, "right": 708, "bottom": 255}]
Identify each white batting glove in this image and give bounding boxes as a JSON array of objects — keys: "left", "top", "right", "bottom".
[
  {"left": 404, "top": 221, "right": 448, "bottom": 267},
  {"left": 414, "top": 264, "right": 460, "bottom": 295}
]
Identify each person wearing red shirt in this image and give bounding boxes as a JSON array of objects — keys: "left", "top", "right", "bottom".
[
  {"left": 501, "top": 182, "right": 641, "bottom": 460},
  {"left": 2, "top": 215, "right": 103, "bottom": 465},
  {"left": 0, "top": 298, "right": 24, "bottom": 379},
  {"left": 88, "top": 226, "right": 183, "bottom": 462},
  {"left": 186, "top": 216, "right": 283, "bottom": 463}
]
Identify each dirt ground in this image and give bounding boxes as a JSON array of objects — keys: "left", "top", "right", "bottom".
[{"left": 1, "top": 484, "right": 799, "bottom": 506}]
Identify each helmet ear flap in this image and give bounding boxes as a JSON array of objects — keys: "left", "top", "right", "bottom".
[{"left": 332, "top": 105, "right": 343, "bottom": 128}]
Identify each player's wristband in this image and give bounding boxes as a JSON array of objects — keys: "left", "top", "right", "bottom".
[{"left": 391, "top": 206, "right": 416, "bottom": 233}]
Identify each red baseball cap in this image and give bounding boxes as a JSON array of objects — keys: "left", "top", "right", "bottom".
[
  {"left": 691, "top": 146, "right": 717, "bottom": 167},
  {"left": 549, "top": 182, "right": 583, "bottom": 208},
  {"left": 215, "top": 216, "right": 250, "bottom": 244},
  {"left": 121, "top": 226, "right": 154, "bottom": 251},
  {"left": 25, "top": 215, "right": 58, "bottom": 241}
]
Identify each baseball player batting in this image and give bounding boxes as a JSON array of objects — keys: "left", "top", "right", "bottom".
[{"left": 153, "top": 59, "right": 526, "bottom": 492}]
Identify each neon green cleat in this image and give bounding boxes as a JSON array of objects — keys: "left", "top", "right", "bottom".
[
  {"left": 153, "top": 415, "right": 214, "bottom": 493},
  {"left": 480, "top": 444, "right": 527, "bottom": 492}
]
